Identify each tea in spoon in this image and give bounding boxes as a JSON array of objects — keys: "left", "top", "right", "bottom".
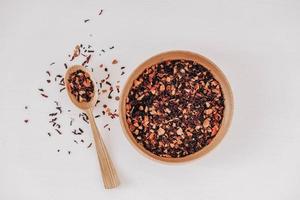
[{"left": 65, "top": 65, "right": 119, "bottom": 189}]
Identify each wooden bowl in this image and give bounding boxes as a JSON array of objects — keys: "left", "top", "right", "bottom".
[{"left": 119, "top": 50, "right": 234, "bottom": 164}]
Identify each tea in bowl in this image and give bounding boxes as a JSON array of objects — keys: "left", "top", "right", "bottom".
[{"left": 119, "top": 51, "right": 233, "bottom": 163}]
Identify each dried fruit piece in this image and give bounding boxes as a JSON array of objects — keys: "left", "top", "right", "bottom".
[
  {"left": 176, "top": 128, "right": 184, "bottom": 135},
  {"left": 158, "top": 127, "right": 165, "bottom": 136},
  {"left": 203, "top": 118, "right": 210, "bottom": 128},
  {"left": 112, "top": 59, "right": 118, "bottom": 64}
]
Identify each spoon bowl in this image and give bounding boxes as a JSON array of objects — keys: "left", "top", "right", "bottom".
[{"left": 64, "top": 65, "right": 98, "bottom": 111}]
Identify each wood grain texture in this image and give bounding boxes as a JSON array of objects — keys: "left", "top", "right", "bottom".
[{"left": 86, "top": 109, "right": 120, "bottom": 189}]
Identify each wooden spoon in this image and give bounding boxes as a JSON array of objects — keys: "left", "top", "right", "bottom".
[{"left": 65, "top": 65, "right": 120, "bottom": 189}]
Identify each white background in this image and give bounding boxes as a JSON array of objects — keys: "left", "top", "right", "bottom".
[{"left": 1, "top": 0, "right": 300, "bottom": 199}]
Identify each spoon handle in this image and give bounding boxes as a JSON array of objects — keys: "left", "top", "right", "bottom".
[{"left": 86, "top": 108, "right": 120, "bottom": 189}]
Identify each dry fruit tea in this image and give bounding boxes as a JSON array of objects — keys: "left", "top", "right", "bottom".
[
  {"left": 67, "top": 69, "right": 94, "bottom": 102},
  {"left": 125, "top": 59, "right": 225, "bottom": 158}
]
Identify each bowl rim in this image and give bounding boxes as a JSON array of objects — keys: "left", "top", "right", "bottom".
[{"left": 119, "top": 50, "right": 234, "bottom": 164}]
